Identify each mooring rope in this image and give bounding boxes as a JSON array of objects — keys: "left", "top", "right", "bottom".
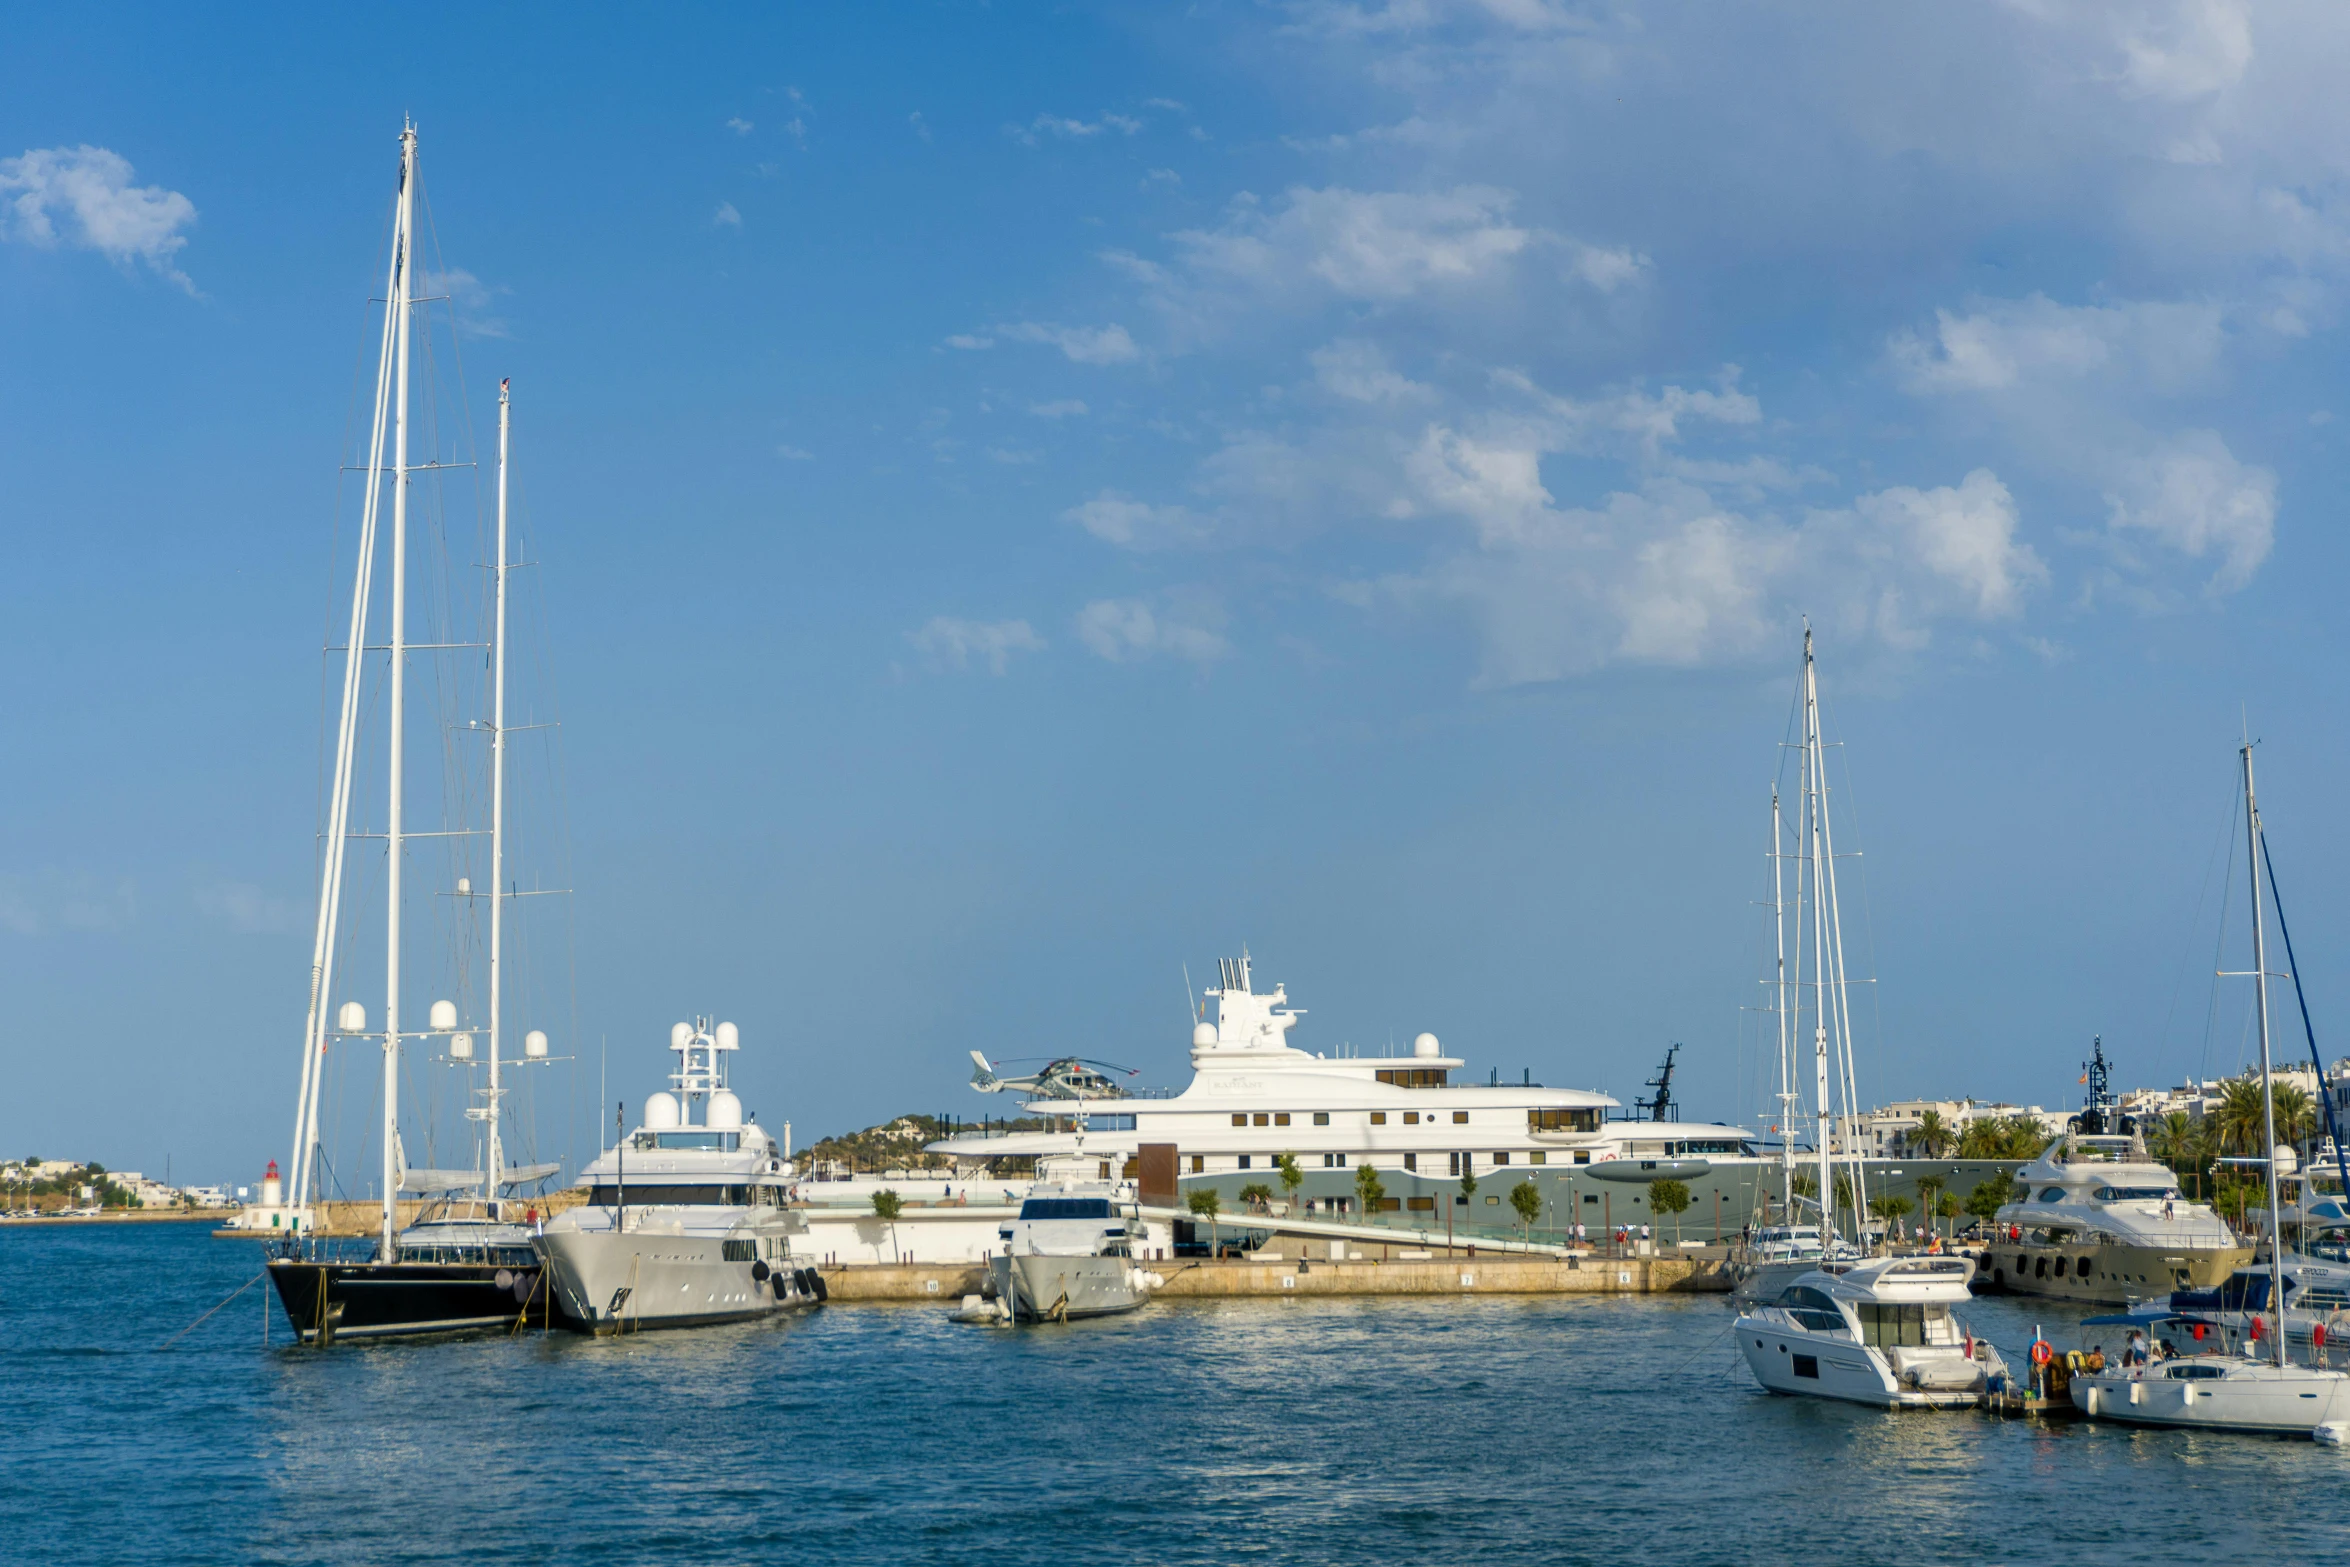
[{"left": 156, "top": 1271, "right": 267, "bottom": 1351}]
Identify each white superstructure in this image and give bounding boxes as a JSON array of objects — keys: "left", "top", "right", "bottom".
[
  {"left": 535, "top": 1018, "right": 821, "bottom": 1333},
  {"left": 929, "top": 954, "right": 1762, "bottom": 1223}
]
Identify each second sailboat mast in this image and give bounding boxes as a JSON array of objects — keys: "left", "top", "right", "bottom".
[{"left": 381, "top": 122, "right": 416, "bottom": 1257}]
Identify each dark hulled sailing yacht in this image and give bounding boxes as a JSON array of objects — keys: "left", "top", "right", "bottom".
[{"left": 265, "top": 124, "right": 561, "bottom": 1341}]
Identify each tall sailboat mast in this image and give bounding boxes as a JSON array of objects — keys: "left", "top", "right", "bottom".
[
  {"left": 1802, "top": 629, "right": 1835, "bottom": 1242},
  {"left": 381, "top": 121, "right": 417, "bottom": 1257},
  {"left": 1771, "top": 788, "right": 1795, "bottom": 1217},
  {"left": 2243, "top": 740, "right": 2287, "bottom": 1368},
  {"left": 487, "top": 378, "right": 511, "bottom": 1209}
]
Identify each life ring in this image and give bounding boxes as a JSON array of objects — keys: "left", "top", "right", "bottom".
[{"left": 2029, "top": 1340, "right": 2053, "bottom": 1367}]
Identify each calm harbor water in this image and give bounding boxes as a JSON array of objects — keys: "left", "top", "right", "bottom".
[{"left": 7, "top": 1220, "right": 2346, "bottom": 1566}]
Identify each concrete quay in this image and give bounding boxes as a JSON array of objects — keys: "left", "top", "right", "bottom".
[{"left": 820, "top": 1252, "right": 1731, "bottom": 1302}]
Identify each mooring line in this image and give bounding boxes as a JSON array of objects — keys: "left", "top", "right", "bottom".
[{"left": 157, "top": 1271, "right": 267, "bottom": 1352}]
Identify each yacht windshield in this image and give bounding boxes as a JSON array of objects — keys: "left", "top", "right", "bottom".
[
  {"left": 1019, "top": 1198, "right": 1115, "bottom": 1220},
  {"left": 2092, "top": 1185, "right": 2179, "bottom": 1201}
]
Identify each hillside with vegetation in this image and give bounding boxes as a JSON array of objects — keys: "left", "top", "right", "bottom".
[{"left": 800, "top": 1114, "right": 1047, "bottom": 1174}]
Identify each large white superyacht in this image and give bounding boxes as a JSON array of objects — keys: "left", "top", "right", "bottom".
[
  {"left": 927, "top": 953, "right": 1773, "bottom": 1244},
  {"left": 535, "top": 1019, "right": 823, "bottom": 1333}
]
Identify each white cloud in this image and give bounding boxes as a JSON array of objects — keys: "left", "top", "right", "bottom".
[
  {"left": 1014, "top": 113, "right": 1146, "bottom": 146},
  {"left": 195, "top": 880, "right": 302, "bottom": 936},
  {"left": 944, "top": 333, "right": 994, "bottom": 351},
  {"left": 727, "top": 117, "right": 754, "bottom": 136},
  {"left": 1890, "top": 294, "right": 2226, "bottom": 395},
  {"left": 1029, "top": 399, "right": 1089, "bottom": 418},
  {"left": 1176, "top": 185, "right": 1533, "bottom": 302},
  {"left": 1063, "top": 492, "right": 1210, "bottom": 550},
  {"left": 2102, "top": 429, "right": 2274, "bottom": 591},
  {"left": 1075, "top": 598, "right": 1229, "bottom": 663},
  {"left": 997, "top": 321, "right": 1141, "bottom": 365},
  {"left": 910, "top": 617, "right": 1046, "bottom": 674},
  {"left": 1853, "top": 470, "right": 2046, "bottom": 620},
  {"left": 776, "top": 444, "right": 814, "bottom": 461},
  {"left": 910, "top": 112, "right": 932, "bottom": 143},
  {"left": 0, "top": 145, "right": 197, "bottom": 289},
  {"left": 0, "top": 870, "right": 137, "bottom": 935},
  {"left": 714, "top": 202, "right": 742, "bottom": 228},
  {"left": 426, "top": 268, "right": 507, "bottom": 339},
  {"left": 1311, "top": 339, "right": 1435, "bottom": 404}
]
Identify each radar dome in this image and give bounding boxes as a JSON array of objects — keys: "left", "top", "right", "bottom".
[
  {"left": 716, "top": 1021, "right": 740, "bottom": 1051},
  {"left": 524, "top": 1029, "right": 549, "bottom": 1058},
  {"left": 2274, "top": 1143, "right": 2301, "bottom": 1176},
  {"left": 644, "top": 1092, "right": 681, "bottom": 1129},
  {"left": 449, "top": 1031, "right": 474, "bottom": 1060},
  {"left": 708, "top": 1091, "right": 743, "bottom": 1129},
  {"left": 337, "top": 1001, "right": 367, "bottom": 1033},
  {"left": 1193, "top": 1023, "right": 1218, "bottom": 1049},
  {"left": 429, "top": 999, "right": 458, "bottom": 1031},
  {"left": 1413, "top": 1032, "right": 1441, "bottom": 1059}
]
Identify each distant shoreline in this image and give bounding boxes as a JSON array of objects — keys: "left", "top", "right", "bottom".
[{"left": 0, "top": 1211, "right": 237, "bottom": 1226}]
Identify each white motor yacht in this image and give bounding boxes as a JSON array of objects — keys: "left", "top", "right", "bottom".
[
  {"left": 535, "top": 1019, "right": 823, "bottom": 1334},
  {"left": 1982, "top": 1134, "right": 2248, "bottom": 1303},
  {"left": 1736, "top": 1256, "right": 2007, "bottom": 1408},
  {"left": 979, "top": 1180, "right": 1159, "bottom": 1323}
]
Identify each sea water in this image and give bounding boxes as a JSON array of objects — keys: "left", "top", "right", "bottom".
[{"left": 6, "top": 1220, "right": 2345, "bottom": 1566}]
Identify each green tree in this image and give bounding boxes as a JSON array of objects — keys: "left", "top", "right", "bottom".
[
  {"left": 2214, "top": 1077, "right": 2269, "bottom": 1157},
  {"left": 1869, "top": 1193, "right": 1915, "bottom": 1226},
  {"left": 1909, "top": 1110, "right": 1953, "bottom": 1159},
  {"left": 1186, "top": 1187, "right": 1223, "bottom": 1255},
  {"left": 1509, "top": 1178, "right": 1543, "bottom": 1237},
  {"left": 1647, "top": 1178, "right": 1692, "bottom": 1244},
  {"left": 1275, "top": 1151, "right": 1305, "bottom": 1212},
  {"left": 2147, "top": 1110, "right": 2199, "bottom": 1170},
  {"left": 2272, "top": 1082, "right": 2316, "bottom": 1150},
  {"left": 1935, "top": 1190, "right": 1961, "bottom": 1233},
  {"left": 1237, "top": 1181, "right": 1275, "bottom": 1215},
  {"left": 1354, "top": 1162, "right": 1387, "bottom": 1217},
  {"left": 871, "top": 1188, "right": 903, "bottom": 1261},
  {"left": 1964, "top": 1171, "right": 2016, "bottom": 1226},
  {"left": 1791, "top": 1169, "right": 1819, "bottom": 1199}
]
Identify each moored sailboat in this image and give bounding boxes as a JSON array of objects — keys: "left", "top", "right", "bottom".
[{"left": 263, "top": 124, "right": 562, "bottom": 1342}]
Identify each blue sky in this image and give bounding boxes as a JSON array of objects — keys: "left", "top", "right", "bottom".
[{"left": 5, "top": 3, "right": 2348, "bottom": 1184}]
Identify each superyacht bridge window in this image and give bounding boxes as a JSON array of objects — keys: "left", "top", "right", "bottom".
[
  {"left": 1528, "top": 1108, "right": 1602, "bottom": 1133},
  {"left": 1019, "top": 1198, "right": 1116, "bottom": 1220},
  {"left": 1376, "top": 1069, "right": 1448, "bottom": 1087},
  {"left": 632, "top": 1131, "right": 742, "bottom": 1152},
  {"left": 1402, "top": 1154, "right": 1417, "bottom": 1172},
  {"left": 1404, "top": 1112, "right": 1420, "bottom": 1124},
  {"left": 1370, "top": 1113, "right": 1387, "bottom": 1125},
  {"left": 1238, "top": 1155, "right": 1252, "bottom": 1169},
  {"left": 586, "top": 1183, "right": 751, "bottom": 1206},
  {"left": 1313, "top": 1113, "right": 1330, "bottom": 1126},
  {"left": 1275, "top": 1113, "right": 1291, "bottom": 1126},
  {"left": 1529, "top": 1152, "right": 1546, "bottom": 1165},
  {"left": 1493, "top": 1152, "right": 1510, "bottom": 1165},
  {"left": 2092, "top": 1185, "right": 2180, "bottom": 1201},
  {"left": 1451, "top": 1111, "right": 1469, "bottom": 1125}
]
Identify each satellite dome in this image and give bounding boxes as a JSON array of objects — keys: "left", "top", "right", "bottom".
[
  {"left": 716, "top": 1021, "right": 740, "bottom": 1050},
  {"left": 1413, "top": 1032, "right": 1441, "bottom": 1059},
  {"left": 670, "top": 1021, "right": 693, "bottom": 1049},
  {"left": 429, "top": 999, "right": 459, "bottom": 1031},
  {"left": 449, "top": 1031, "right": 474, "bottom": 1060},
  {"left": 644, "top": 1092, "right": 681, "bottom": 1129},
  {"left": 1193, "top": 1023, "right": 1218, "bottom": 1049},
  {"left": 524, "top": 1029, "right": 549, "bottom": 1058},
  {"left": 708, "top": 1091, "right": 743, "bottom": 1129},
  {"left": 337, "top": 1001, "right": 367, "bottom": 1034},
  {"left": 2274, "top": 1143, "right": 2301, "bottom": 1176}
]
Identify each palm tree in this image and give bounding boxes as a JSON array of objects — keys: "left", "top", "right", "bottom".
[
  {"left": 2272, "top": 1082, "right": 2316, "bottom": 1151},
  {"left": 2212, "top": 1077, "right": 2259, "bottom": 1157},
  {"left": 1237, "top": 1181, "right": 1274, "bottom": 1215},
  {"left": 1910, "top": 1111, "right": 1952, "bottom": 1159}
]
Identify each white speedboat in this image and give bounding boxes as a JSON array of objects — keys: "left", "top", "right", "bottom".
[
  {"left": 1736, "top": 1256, "right": 2007, "bottom": 1408},
  {"left": 535, "top": 1019, "right": 823, "bottom": 1334},
  {"left": 981, "top": 1180, "right": 1158, "bottom": 1323}
]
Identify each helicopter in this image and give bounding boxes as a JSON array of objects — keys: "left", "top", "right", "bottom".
[{"left": 967, "top": 1052, "right": 1139, "bottom": 1101}]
